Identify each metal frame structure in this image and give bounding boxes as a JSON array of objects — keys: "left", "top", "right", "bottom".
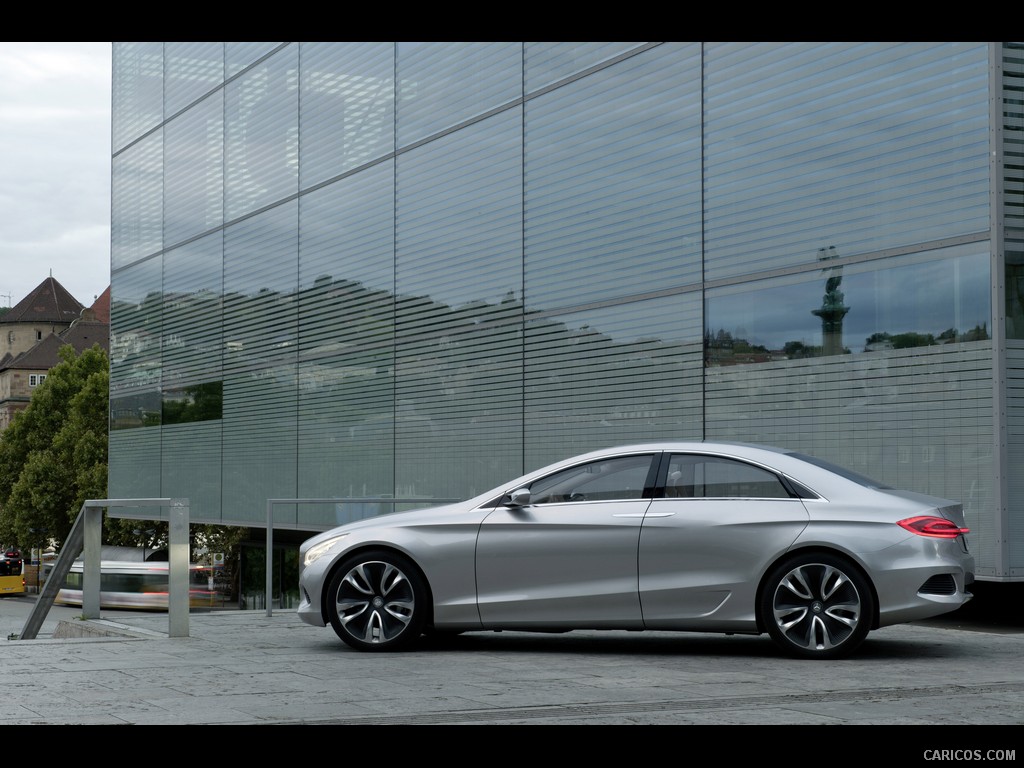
[{"left": 19, "top": 498, "right": 190, "bottom": 640}]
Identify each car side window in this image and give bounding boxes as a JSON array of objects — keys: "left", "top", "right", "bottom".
[
  {"left": 529, "top": 455, "right": 653, "bottom": 504},
  {"left": 666, "top": 455, "right": 791, "bottom": 499}
]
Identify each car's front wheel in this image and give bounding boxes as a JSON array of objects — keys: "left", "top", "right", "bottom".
[
  {"left": 326, "top": 550, "right": 428, "bottom": 651},
  {"left": 760, "top": 553, "right": 874, "bottom": 660}
]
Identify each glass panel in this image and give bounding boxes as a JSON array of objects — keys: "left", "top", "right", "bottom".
[
  {"left": 161, "top": 231, "right": 223, "bottom": 408},
  {"left": 109, "top": 258, "right": 162, "bottom": 431},
  {"left": 396, "top": 42, "right": 520, "bottom": 147},
  {"left": 108, "top": 428, "right": 161, "bottom": 500},
  {"left": 226, "top": 42, "right": 284, "bottom": 77},
  {"left": 396, "top": 108, "right": 522, "bottom": 308},
  {"left": 165, "top": 41, "right": 223, "bottom": 116},
  {"left": 222, "top": 201, "right": 299, "bottom": 523},
  {"left": 112, "top": 42, "right": 162, "bottom": 152},
  {"left": 524, "top": 43, "right": 702, "bottom": 312},
  {"left": 111, "top": 129, "right": 162, "bottom": 269},
  {"left": 1008, "top": 249, "right": 1024, "bottom": 340},
  {"left": 164, "top": 91, "right": 224, "bottom": 248},
  {"left": 297, "top": 161, "right": 395, "bottom": 505},
  {"left": 705, "top": 245, "right": 991, "bottom": 364},
  {"left": 162, "top": 421, "right": 222, "bottom": 521},
  {"left": 525, "top": 42, "right": 645, "bottom": 91},
  {"left": 704, "top": 42, "right": 990, "bottom": 279},
  {"left": 225, "top": 44, "right": 298, "bottom": 220},
  {"left": 299, "top": 42, "right": 394, "bottom": 189},
  {"left": 1005, "top": 43, "right": 1024, "bottom": 343},
  {"left": 525, "top": 293, "right": 704, "bottom": 469},
  {"left": 394, "top": 109, "right": 524, "bottom": 498},
  {"left": 394, "top": 304, "right": 523, "bottom": 500}
]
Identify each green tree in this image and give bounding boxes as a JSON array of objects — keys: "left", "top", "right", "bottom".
[
  {"left": 0, "top": 344, "right": 110, "bottom": 549},
  {"left": 0, "top": 342, "right": 247, "bottom": 575},
  {"left": 890, "top": 331, "right": 936, "bottom": 349}
]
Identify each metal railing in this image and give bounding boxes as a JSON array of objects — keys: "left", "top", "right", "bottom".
[
  {"left": 19, "top": 498, "right": 190, "bottom": 640},
  {"left": 20, "top": 495, "right": 459, "bottom": 638}
]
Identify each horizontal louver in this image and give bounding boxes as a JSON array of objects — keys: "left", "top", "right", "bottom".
[
  {"left": 396, "top": 42, "right": 520, "bottom": 148},
  {"left": 222, "top": 202, "right": 298, "bottom": 518},
  {"left": 299, "top": 42, "right": 394, "bottom": 190},
  {"left": 225, "top": 45, "right": 298, "bottom": 220},
  {"left": 525, "top": 43, "right": 702, "bottom": 312},
  {"left": 164, "top": 92, "right": 224, "bottom": 248},
  {"left": 704, "top": 42, "right": 990, "bottom": 279}
]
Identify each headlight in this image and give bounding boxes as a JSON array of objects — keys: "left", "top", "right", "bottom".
[{"left": 303, "top": 534, "right": 349, "bottom": 567}]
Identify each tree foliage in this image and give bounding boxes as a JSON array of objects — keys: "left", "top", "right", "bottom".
[
  {"left": 0, "top": 344, "right": 109, "bottom": 549},
  {"left": 0, "top": 344, "right": 248, "bottom": 584}
]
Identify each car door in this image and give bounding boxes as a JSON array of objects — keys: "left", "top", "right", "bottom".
[
  {"left": 639, "top": 453, "right": 810, "bottom": 630},
  {"left": 476, "top": 453, "right": 658, "bottom": 628}
]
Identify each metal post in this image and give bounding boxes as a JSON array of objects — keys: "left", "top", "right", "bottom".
[
  {"left": 168, "top": 499, "right": 190, "bottom": 638},
  {"left": 266, "top": 499, "right": 273, "bottom": 617},
  {"left": 82, "top": 505, "right": 102, "bottom": 619}
]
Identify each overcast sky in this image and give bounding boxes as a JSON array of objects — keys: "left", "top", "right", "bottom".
[{"left": 0, "top": 42, "right": 111, "bottom": 310}]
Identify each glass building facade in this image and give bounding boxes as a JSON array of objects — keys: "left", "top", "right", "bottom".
[{"left": 109, "top": 42, "right": 1024, "bottom": 581}]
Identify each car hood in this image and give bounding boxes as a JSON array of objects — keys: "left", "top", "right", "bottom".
[{"left": 302, "top": 499, "right": 480, "bottom": 547}]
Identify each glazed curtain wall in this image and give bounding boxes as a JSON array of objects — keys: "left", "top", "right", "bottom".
[
  {"left": 1004, "top": 44, "right": 1024, "bottom": 573},
  {"left": 1010, "top": 344, "right": 1024, "bottom": 572},
  {"left": 700, "top": 42, "right": 994, "bottom": 570},
  {"left": 109, "top": 43, "right": 995, "bottom": 539}
]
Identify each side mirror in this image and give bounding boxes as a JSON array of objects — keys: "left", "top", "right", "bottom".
[{"left": 506, "top": 487, "right": 531, "bottom": 507}]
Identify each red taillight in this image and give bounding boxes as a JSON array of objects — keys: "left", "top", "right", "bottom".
[{"left": 898, "top": 515, "right": 969, "bottom": 539}]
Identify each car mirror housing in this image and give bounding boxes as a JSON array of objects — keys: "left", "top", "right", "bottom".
[{"left": 506, "top": 488, "right": 531, "bottom": 507}]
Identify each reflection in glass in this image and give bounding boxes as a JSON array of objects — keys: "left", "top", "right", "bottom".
[
  {"left": 706, "top": 248, "right": 990, "bottom": 366},
  {"left": 223, "top": 201, "right": 299, "bottom": 510},
  {"left": 225, "top": 44, "right": 298, "bottom": 220},
  {"left": 525, "top": 43, "right": 702, "bottom": 311},
  {"left": 524, "top": 42, "right": 646, "bottom": 92},
  {"left": 1008, "top": 249, "right": 1024, "bottom": 340},
  {"left": 109, "top": 258, "right": 163, "bottom": 430},
  {"left": 165, "top": 42, "right": 223, "bottom": 116},
  {"left": 525, "top": 294, "right": 704, "bottom": 469},
  {"left": 164, "top": 91, "right": 224, "bottom": 248},
  {"left": 112, "top": 42, "right": 163, "bottom": 152},
  {"left": 299, "top": 42, "right": 394, "bottom": 189},
  {"left": 111, "top": 130, "right": 163, "bottom": 270},
  {"left": 703, "top": 42, "right": 989, "bottom": 280},
  {"left": 162, "top": 381, "right": 223, "bottom": 425},
  {"left": 298, "top": 161, "right": 395, "bottom": 501},
  {"left": 396, "top": 42, "right": 520, "bottom": 147}
]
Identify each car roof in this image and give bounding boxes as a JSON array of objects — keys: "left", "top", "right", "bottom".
[
  {"left": 478, "top": 441, "right": 885, "bottom": 501},
  {"left": 488, "top": 441, "right": 788, "bottom": 485},
  {"left": 538, "top": 441, "right": 793, "bottom": 465}
]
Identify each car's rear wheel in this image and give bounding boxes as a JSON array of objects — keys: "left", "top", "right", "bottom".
[
  {"left": 761, "top": 553, "right": 874, "bottom": 660},
  {"left": 326, "top": 550, "right": 427, "bottom": 651}
]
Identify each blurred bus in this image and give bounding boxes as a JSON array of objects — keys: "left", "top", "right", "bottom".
[
  {"left": 0, "top": 556, "right": 25, "bottom": 596},
  {"left": 52, "top": 561, "right": 222, "bottom": 610}
]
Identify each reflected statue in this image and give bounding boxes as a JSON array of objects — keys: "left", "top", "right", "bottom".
[{"left": 811, "top": 246, "right": 850, "bottom": 355}]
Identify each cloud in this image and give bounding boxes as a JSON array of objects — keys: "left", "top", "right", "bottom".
[{"left": 0, "top": 42, "right": 111, "bottom": 309}]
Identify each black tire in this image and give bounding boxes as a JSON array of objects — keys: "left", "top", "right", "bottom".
[
  {"left": 760, "top": 553, "right": 874, "bottom": 660},
  {"left": 326, "top": 550, "right": 428, "bottom": 651}
]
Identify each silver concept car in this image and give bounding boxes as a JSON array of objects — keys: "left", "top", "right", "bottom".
[{"left": 297, "top": 442, "right": 974, "bottom": 659}]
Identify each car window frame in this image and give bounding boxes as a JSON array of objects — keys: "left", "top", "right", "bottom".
[
  {"left": 494, "top": 452, "right": 662, "bottom": 507},
  {"left": 653, "top": 452, "right": 808, "bottom": 500}
]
